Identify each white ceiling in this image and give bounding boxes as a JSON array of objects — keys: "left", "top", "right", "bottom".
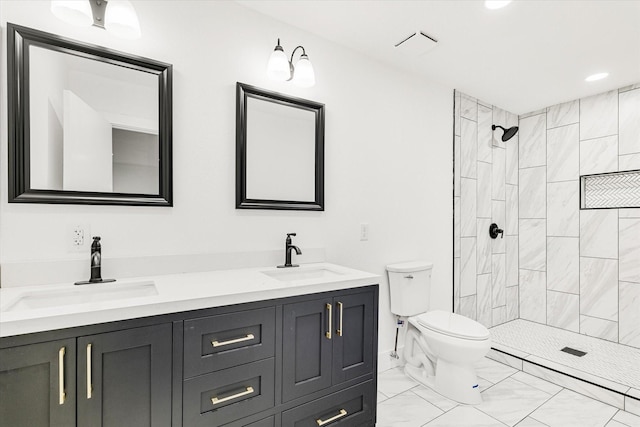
[{"left": 237, "top": 0, "right": 640, "bottom": 115}]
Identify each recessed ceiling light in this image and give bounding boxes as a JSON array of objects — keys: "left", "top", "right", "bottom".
[
  {"left": 485, "top": 0, "right": 512, "bottom": 10},
  {"left": 585, "top": 72, "right": 609, "bottom": 82}
]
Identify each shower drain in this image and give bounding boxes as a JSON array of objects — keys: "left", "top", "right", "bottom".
[{"left": 561, "top": 347, "right": 587, "bottom": 357}]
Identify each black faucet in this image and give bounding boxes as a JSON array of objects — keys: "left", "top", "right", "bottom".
[
  {"left": 75, "top": 236, "right": 115, "bottom": 285},
  {"left": 278, "top": 233, "right": 302, "bottom": 268}
]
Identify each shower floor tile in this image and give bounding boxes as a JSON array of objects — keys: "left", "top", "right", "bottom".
[{"left": 489, "top": 319, "right": 640, "bottom": 391}]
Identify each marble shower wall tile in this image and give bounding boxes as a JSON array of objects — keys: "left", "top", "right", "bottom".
[
  {"left": 580, "top": 315, "right": 618, "bottom": 342},
  {"left": 520, "top": 269, "right": 546, "bottom": 323},
  {"left": 478, "top": 104, "right": 493, "bottom": 162},
  {"left": 459, "top": 294, "right": 477, "bottom": 321},
  {"left": 547, "top": 123, "right": 579, "bottom": 182},
  {"left": 460, "top": 118, "right": 477, "bottom": 178},
  {"left": 506, "top": 184, "right": 518, "bottom": 235},
  {"left": 580, "top": 135, "right": 618, "bottom": 175},
  {"left": 547, "top": 291, "right": 579, "bottom": 332},
  {"left": 619, "top": 88, "right": 640, "bottom": 155},
  {"left": 492, "top": 253, "right": 506, "bottom": 307},
  {"left": 454, "top": 196, "right": 460, "bottom": 258},
  {"left": 460, "top": 237, "right": 477, "bottom": 297},
  {"left": 477, "top": 273, "right": 492, "bottom": 327},
  {"left": 461, "top": 178, "right": 477, "bottom": 236},
  {"left": 580, "top": 90, "right": 618, "bottom": 140},
  {"left": 580, "top": 257, "right": 619, "bottom": 322},
  {"left": 477, "top": 161, "right": 492, "bottom": 218},
  {"left": 619, "top": 281, "right": 640, "bottom": 348},
  {"left": 491, "top": 200, "right": 506, "bottom": 254},
  {"left": 520, "top": 219, "right": 546, "bottom": 271},
  {"left": 454, "top": 91, "right": 461, "bottom": 136},
  {"left": 519, "top": 113, "right": 546, "bottom": 168},
  {"left": 547, "top": 237, "right": 579, "bottom": 294},
  {"left": 619, "top": 152, "right": 640, "bottom": 170},
  {"left": 547, "top": 181, "right": 579, "bottom": 237},
  {"left": 506, "top": 134, "right": 519, "bottom": 185},
  {"left": 454, "top": 257, "right": 460, "bottom": 313},
  {"left": 547, "top": 99, "right": 579, "bottom": 129},
  {"left": 460, "top": 94, "right": 478, "bottom": 121},
  {"left": 580, "top": 209, "right": 618, "bottom": 259},
  {"left": 492, "top": 306, "right": 507, "bottom": 326},
  {"left": 477, "top": 218, "right": 492, "bottom": 274},
  {"left": 506, "top": 235, "right": 518, "bottom": 287},
  {"left": 492, "top": 148, "right": 506, "bottom": 201},
  {"left": 619, "top": 218, "right": 640, "bottom": 283},
  {"left": 454, "top": 135, "right": 461, "bottom": 196},
  {"left": 519, "top": 166, "right": 546, "bottom": 218},
  {"left": 506, "top": 286, "right": 518, "bottom": 321}
]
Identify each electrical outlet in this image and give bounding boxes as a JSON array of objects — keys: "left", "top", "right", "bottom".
[
  {"left": 70, "top": 224, "right": 90, "bottom": 252},
  {"left": 360, "top": 223, "right": 369, "bottom": 241}
]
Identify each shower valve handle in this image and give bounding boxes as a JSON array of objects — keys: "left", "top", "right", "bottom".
[{"left": 489, "top": 223, "right": 504, "bottom": 239}]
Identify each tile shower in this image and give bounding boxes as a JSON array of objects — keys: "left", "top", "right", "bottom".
[{"left": 453, "top": 84, "right": 640, "bottom": 346}]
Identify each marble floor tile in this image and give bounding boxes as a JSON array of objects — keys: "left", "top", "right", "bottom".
[
  {"left": 605, "top": 420, "right": 629, "bottom": 427},
  {"left": 612, "top": 409, "right": 640, "bottom": 427},
  {"left": 378, "top": 391, "right": 389, "bottom": 402},
  {"left": 511, "top": 371, "right": 562, "bottom": 396},
  {"left": 475, "top": 356, "right": 519, "bottom": 384},
  {"left": 410, "top": 385, "right": 459, "bottom": 412},
  {"left": 378, "top": 367, "right": 418, "bottom": 397},
  {"left": 477, "top": 377, "right": 553, "bottom": 426},
  {"left": 424, "top": 406, "right": 507, "bottom": 427},
  {"left": 515, "top": 417, "right": 549, "bottom": 426},
  {"left": 530, "top": 388, "right": 618, "bottom": 427},
  {"left": 376, "top": 390, "right": 443, "bottom": 427}
]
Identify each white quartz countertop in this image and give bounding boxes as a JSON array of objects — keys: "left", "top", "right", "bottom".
[{"left": 0, "top": 263, "right": 379, "bottom": 338}]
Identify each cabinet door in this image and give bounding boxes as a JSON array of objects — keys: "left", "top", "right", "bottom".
[
  {"left": 77, "top": 324, "right": 172, "bottom": 427},
  {"left": 0, "top": 339, "right": 76, "bottom": 427},
  {"left": 332, "top": 291, "right": 375, "bottom": 384},
  {"left": 282, "top": 298, "right": 332, "bottom": 402}
]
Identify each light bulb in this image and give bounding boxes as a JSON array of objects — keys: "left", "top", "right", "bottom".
[
  {"left": 585, "top": 72, "right": 609, "bottom": 82},
  {"left": 51, "top": 0, "right": 93, "bottom": 27},
  {"left": 267, "top": 44, "right": 291, "bottom": 81},
  {"left": 292, "top": 54, "right": 315, "bottom": 88},
  {"left": 104, "top": 0, "right": 141, "bottom": 39}
]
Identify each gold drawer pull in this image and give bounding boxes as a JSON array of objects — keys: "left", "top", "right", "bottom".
[
  {"left": 316, "top": 409, "right": 347, "bottom": 426},
  {"left": 337, "top": 302, "right": 343, "bottom": 337},
  {"left": 326, "top": 303, "right": 332, "bottom": 339},
  {"left": 58, "top": 347, "right": 66, "bottom": 405},
  {"left": 211, "top": 333, "right": 255, "bottom": 347},
  {"left": 211, "top": 386, "right": 254, "bottom": 405}
]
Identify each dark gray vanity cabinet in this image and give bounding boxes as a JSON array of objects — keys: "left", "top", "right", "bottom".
[
  {"left": 0, "top": 324, "right": 172, "bottom": 427},
  {"left": 282, "top": 289, "right": 376, "bottom": 403},
  {"left": 0, "top": 339, "right": 76, "bottom": 427}
]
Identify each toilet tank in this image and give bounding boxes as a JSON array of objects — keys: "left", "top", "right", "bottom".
[{"left": 386, "top": 260, "right": 433, "bottom": 316}]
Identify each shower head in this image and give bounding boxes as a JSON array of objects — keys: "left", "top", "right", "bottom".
[{"left": 492, "top": 124, "right": 519, "bottom": 142}]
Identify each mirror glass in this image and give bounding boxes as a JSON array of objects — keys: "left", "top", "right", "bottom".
[
  {"left": 236, "top": 83, "right": 325, "bottom": 211},
  {"left": 8, "top": 23, "right": 172, "bottom": 206}
]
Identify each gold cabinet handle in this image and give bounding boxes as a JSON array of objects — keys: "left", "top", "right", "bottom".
[
  {"left": 337, "top": 302, "right": 343, "bottom": 337},
  {"left": 58, "top": 347, "right": 66, "bottom": 405},
  {"left": 211, "top": 386, "right": 254, "bottom": 405},
  {"left": 211, "top": 333, "right": 255, "bottom": 347},
  {"left": 316, "top": 409, "right": 347, "bottom": 426},
  {"left": 86, "top": 343, "right": 93, "bottom": 399},
  {"left": 325, "top": 303, "right": 332, "bottom": 339}
]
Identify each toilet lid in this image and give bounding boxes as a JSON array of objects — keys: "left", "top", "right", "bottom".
[{"left": 416, "top": 310, "right": 490, "bottom": 341}]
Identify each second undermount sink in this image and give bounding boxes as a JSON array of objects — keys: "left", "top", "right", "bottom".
[
  {"left": 1, "top": 281, "right": 158, "bottom": 313},
  {"left": 261, "top": 265, "right": 346, "bottom": 282}
]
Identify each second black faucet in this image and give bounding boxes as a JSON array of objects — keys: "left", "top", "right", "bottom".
[{"left": 278, "top": 233, "right": 302, "bottom": 268}]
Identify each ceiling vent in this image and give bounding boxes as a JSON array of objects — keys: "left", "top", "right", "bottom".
[{"left": 394, "top": 31, "right": 438, "bottom": 56}]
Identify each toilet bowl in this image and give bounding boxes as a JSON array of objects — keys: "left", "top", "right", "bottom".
[{"left": 386, "top": 261, "right": 491, "bottom": 404}]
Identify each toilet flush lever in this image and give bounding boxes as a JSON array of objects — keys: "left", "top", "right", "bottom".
[
  {"left": 489, "top": 223, "right": 504, "bottom": 239},
  {"left": 404, "top": 275, "right": 414, "bottom": 279}
]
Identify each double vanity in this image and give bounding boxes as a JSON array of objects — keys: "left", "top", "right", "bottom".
[{"left": 0, "top": 263, "right": 380, "bottom": 427}]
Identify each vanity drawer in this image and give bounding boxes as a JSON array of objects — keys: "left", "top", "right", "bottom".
[
  {"left": 183, "top": 358, "right": 275, "bottom": 427},
  {"left": 281, "top": 381, "right": 374, "bottom": 427},
  {"left": 184, "top": 306, "right": 275, "bottom": 377}
]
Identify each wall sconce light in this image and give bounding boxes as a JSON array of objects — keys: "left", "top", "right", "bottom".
[
  {"left": 51, "top": 0, "right": 141, "bottom": 39},
  {"left": 267, "top": 38, "right": 316, "bottom": 88}
]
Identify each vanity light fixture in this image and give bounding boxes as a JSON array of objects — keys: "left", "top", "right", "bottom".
[
  {"left": 51, "top": 0, "right": 141, "bottom": 39},
  {"left": 267, "top": 38, "right": 316, "bottom": 88}
]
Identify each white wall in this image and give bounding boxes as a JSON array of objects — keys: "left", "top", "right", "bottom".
[{"left": 0, "top": 1, "right": 453, "bottom": 359}]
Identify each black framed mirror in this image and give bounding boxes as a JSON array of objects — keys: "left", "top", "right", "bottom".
[
  {"left": 7, "top": 23, "right": 173, "bottom": 206},
  {"left": 236, "top": 83, "right": 325, "bottom": 211}
]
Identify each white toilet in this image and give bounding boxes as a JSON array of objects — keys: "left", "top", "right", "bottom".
[{"left": 386, "top": 260, "right": 491, "bottom": 405}]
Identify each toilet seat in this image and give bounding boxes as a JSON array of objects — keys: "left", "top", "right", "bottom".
[{"left": 415, "top": 310, "right": 489, "bottom": 341}]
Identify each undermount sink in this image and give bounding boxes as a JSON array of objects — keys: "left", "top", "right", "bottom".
[
  {"left": 1, "top": 281, "right": 158, "bottom": 313},
  {"left": 261, "top": 266, "right": 346, "bottom": 282}
]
